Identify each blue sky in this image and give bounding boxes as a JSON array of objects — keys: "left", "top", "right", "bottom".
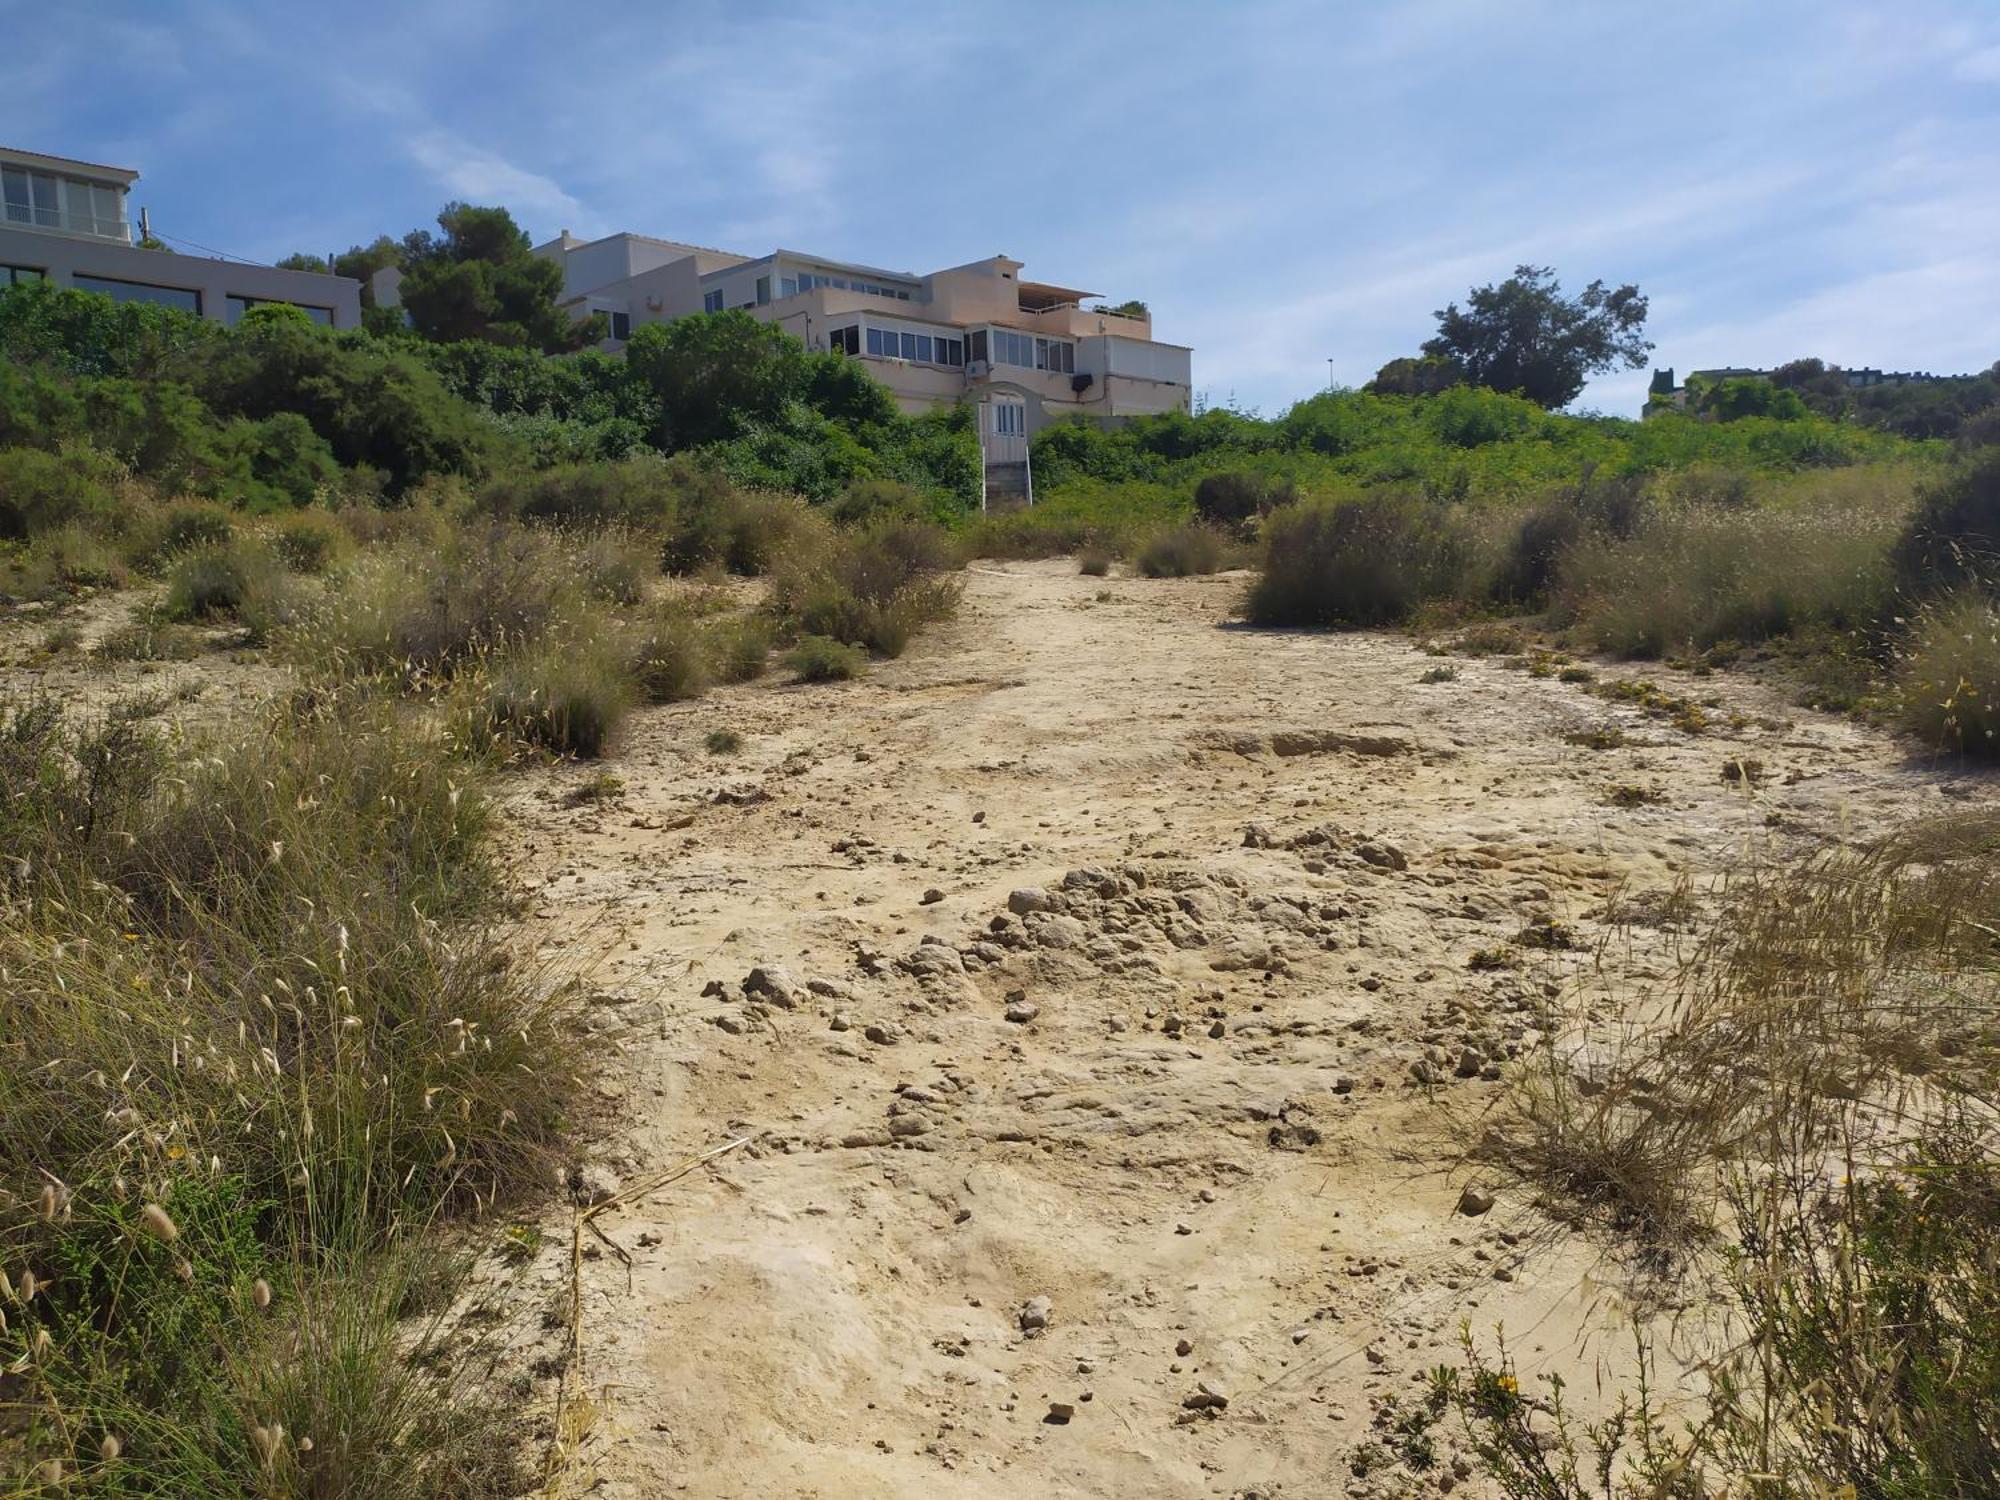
[{"left": 9, "top": 0, "right": 2000, "bottom": 416}]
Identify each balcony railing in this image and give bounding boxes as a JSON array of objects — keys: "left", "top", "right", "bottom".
[{"left": 2, "top": 202, "right": 129, "bottom": 241}]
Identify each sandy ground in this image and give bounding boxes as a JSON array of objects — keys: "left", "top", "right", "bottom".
[{"left": 495, "top": 560, "right": 1990, "bottom": 1499}]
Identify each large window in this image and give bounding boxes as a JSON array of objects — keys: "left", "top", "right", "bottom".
[
  {"left": 828, "top": 324, "right": 859, "bottom": 356},
  {"left": 1, "top": 265, "right": 44, "bottom": 287},
  {"left": 755, "top": 275, "right": 770, "bottom": 306},
  {"left": 985, "top": 329, "right": 1074, "bottom": 373},
  {"left": 225, "top": 294, "right": 332, "bottom": 325},
  {"left": 795, "top": 271, "right": 911, "bottom": 300},
  {"left": 702, "top": 288, "right": 725, "bottom": 313},
  {"left": 73, "top": 274, "right": 200, "bottom": 314},
  {"left": 1, "top": 166, "right": 126, "bottom": 238},
  {"left": 863, "top": 325, "right": 964, "bottom": 367},
  {"left": 606, "top": 310, "right": 631, "bottom": 341}
]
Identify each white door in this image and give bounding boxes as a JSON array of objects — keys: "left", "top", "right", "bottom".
[{"left": 983, "top": 399, "right": 1029, "bottom": 465}]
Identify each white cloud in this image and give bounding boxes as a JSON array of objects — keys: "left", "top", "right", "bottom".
[
  {"left": 1956, "top": 44, "right": 2000, "bottom": 82},
  {"left": 406, "top": 132, "right": 597, "bottom": 237}
]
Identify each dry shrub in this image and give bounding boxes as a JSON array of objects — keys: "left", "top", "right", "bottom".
[
  {"left": 1897, "top": 587, "right": 2000, "bottom": 757},
  {"left": 0, "top": 691, "right": 576, "bottom": 1486},
  {"left": 767, "top": 517, "right": 961, "bottom": 658},
  {"left": 1557, "top": 504, "right": 1898, "bottom": 657},
  {"left": 785, "top": 634, "right": 867, "bottom": 682},
  {"left": 478, "top": 623, "right": 633, "bottom": 757},
  {"left": 1248, "top": 492, "right": 1484, "bottom": 628},
  {"left": 1136, "top": 521, "right": 1226, "bottom": 578},
  {"left": 293, "top": 520, "right": 587, "bottom": 677},
  {"left": 1453, "top": 817, "right": 2000, "bottom": 1496}
]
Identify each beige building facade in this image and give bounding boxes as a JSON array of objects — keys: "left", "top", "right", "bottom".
[
  {"left": 535, "top": 230, "right": 1192, "bottom": 506},
  {"left": 0, "top": 146, "right": 362, "bottom": 329}
]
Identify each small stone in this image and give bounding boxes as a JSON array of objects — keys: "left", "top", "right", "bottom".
[
  {"left": 921, "top": 888, "right": 945, "bottom": 905},
  {"left": 574, "top": 1165, "right": 620, "bottom": 1207},
  {"left": 1007, "top": 888, "right": 1052, "bottom": 915},
  {"left": 1291, "top": 1327, "right": 1309, "bottom": 1344},
  {"left": 1176, "top": 1338, "right": 1194, "bottom": 1357},
  {"left": 954, "top": 1207, "right": 972, "bottom": 1224},
  {"left": 1455, "top": 1047, "right": 1483, "bottom": 1078},
  {"left": 1456, "top": 1186, "right": 1496, "bottom": 1217},
  {"left": 711, "top": 1013, "right": 747, "bottom": 1035},
  {"left": 829, "top": 1012, "right": 853, "bottom": 1032},
  {"left": 888, "top": 1114, "right": 931, "bottom": 1137},
  {"left": 1197, "top": 1189, "right": 1216, "bottom": 1203},
  {"left": 863, "top": 1023, "right": 899, "bottom": 1046},
  {"left": 1185, "top": 1380, "right": 1229, "bottom": 1411},
  {"left": 1044, "top": 1401, "right": 1075, "bottom": 1424},
  {"left": 1019, "top": 1295, "right": 1052, "bottom": 1332},
  {"left": 1004, "top": 998, "right": 1040, "bottom": 1024},
  {"left": 743, "top": 965, "right": 801, "bottom": 1007},
  {"left": 1492, "top": 1266, "right": 1514, "bottom": 1282}
]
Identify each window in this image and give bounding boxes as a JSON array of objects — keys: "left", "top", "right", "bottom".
[
  {"left": 606, "top": 310, "right": 631, "bottom": 340},
  {"left": 989, "top": 329, "right": 1036, "bottom": 367},
  {"left": 939, "top": 337, "right": 963, "bottom": 366},
  {"left": 74, "top": 274, "right": 200, "bottom": 314},
  {"left": 1, "top": 265, "right": 44, "bottom": 287},
  {"left": 0, "top": 167, "right": 28, "bottom": 225},
  {"left": 865, "top": 326, "right": 887, "bottom": 356},
  {"left": 703, "top": 288, "right": 725, "bottom": 313},
  {"left": 897, "top": 331, "right": 916, "bottom": 360},
  {"left": 780, "top": 276, "right": 798, "bottom": 297},
  {"left": 828, "top": 324, "right": 859, "bottom": 355},
  {"left": 969, "top": 329, "right": 988, "bottom": 365},
  {"left": 756, "top": 275, "right": 770, "bottom": 306},
  {"left": 1035, "top": 337, "right": 1074, "bottom": 374},
  {"left": 915, "top": 334, "right": 932, "bottom": 363},
  {"left": 993, "top": 403, "right": 1025, "bottom": 436},
  {"left": 225, "top": 294, "right": 331, "bottom": 325}
]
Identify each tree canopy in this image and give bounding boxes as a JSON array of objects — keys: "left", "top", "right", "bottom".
[
  {"left": 393, "top": 204, "right": 596, "bottom": 353},
  {"left": 1418, "top": 265, "right": 1652, "bottom": 410}
]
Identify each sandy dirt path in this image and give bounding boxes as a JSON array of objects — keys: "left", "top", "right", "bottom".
[{"left": 505, "top": 560, "right": 1984, "bottom": 1498}]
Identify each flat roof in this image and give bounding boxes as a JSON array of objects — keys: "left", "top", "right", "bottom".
[
  {"left": 1018, "top": 279, "right": 1100, "bottom": 309},
  {"left": 0, "top": 146, "right": 140, "bottom": 184}
]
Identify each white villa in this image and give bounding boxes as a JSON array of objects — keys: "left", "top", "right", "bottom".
[
  {"left": 532, "top": 230, "right": 1193, "bottom": 507},
  {"left": 0, "top": 146, "right": 362, "bottom": 328}
]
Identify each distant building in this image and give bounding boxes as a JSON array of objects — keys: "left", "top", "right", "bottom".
[
  {"left": 0, "top": 146, "right": 361, "bottom": 328},
  {"left": 533, "top": 230, "right": 1192, "bottom": 509},
  {"left": 1645, "top": 363, "right": 1975, "bottom": 415}
]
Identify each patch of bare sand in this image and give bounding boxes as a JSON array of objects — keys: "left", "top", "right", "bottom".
[{"left": 502, "top": 560, "right": 1985, "bottom": 1497}]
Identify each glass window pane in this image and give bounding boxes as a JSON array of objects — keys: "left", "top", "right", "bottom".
[
  {"left": 900, "top": 332, "right": 916, "bottom": 360},
  {"left": 1, "top": 167, "right": 27, "bottom": 216},
  {"left": 72, "top": 274, "right": 200, "bottom": 314},
  {"left": 915, "top": 335, "right": 931, "bottom": 362},
  {"left": 30, "top": 172, "right": 59, "bottom": 226}
]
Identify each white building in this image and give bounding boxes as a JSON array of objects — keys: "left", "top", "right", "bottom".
[
  {"left": 534, "top": 231, "right": 1192, "bottom": 507},
  {"left": 0, "top": 146, "right": 362, "bottom": 328}
]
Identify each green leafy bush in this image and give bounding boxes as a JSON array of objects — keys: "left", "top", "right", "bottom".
[
  {"left": 0, "top": 444, "right": 123, "bottom": 539},
  {"left": 1192, "top": 470, "right": 1296, "bottom": 531},
  {"left": 269, "top": 509, "right": 349, "bottom": 574},
  {"left": 784, "top": 634, "right": 867, "bottom": 682}
]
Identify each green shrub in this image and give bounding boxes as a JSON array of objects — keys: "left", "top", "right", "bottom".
[
  {"left": 1898, "top": 589, "right": 2000, "bottom": 757},
  {"left": 785, "top": 634, "right": 867, "bottom": 682},
  {"left": 0, "top": 692, "right": 574, "bottom": 1487},
  {"left": 162, "top": 540, "right": 297, "bottom": 641},
  {"left": 474, "top": 454, "right": 682, "bottom": 529},
  {"left": 0, "top": 444, "right": 123, "bottom": 539},
  {"left": 9, "top": 523, "right": 126, "bottom": 596},
  {"left": 1192, "top": 470, "right": 1295, "bottom": 531},
  {"left": 627, "top": 606, "right": 710, "bottom": 704},
  {"left": 269, "top": 509, "right": 349, "bottom": 574},
  {"left": 125, "top": 498, "right": 236, "bottom": 572},
  {"left": 767, "top": 516, "right": 961, "bottom": 657},
  {"left": 481, "top": 629, "right": 632, "bottom": 757},
  {"left": 574, "top": 527, "right": 655, "bottom": 604},
  {"left": 705, "top": 615, "right": 771, "bottom": 682},
  {"left": 1137, "top": 522, "right": 1227, "bottom": 578},
  {"left": 831, "top": 477, "right": 932, "bottom": 527},
  {"left": 1247, "top": 492, "right": 1481, "bottom": 627},
  {"left": 1894, "top": 442, "right": 2000, "bottom": 593}
]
